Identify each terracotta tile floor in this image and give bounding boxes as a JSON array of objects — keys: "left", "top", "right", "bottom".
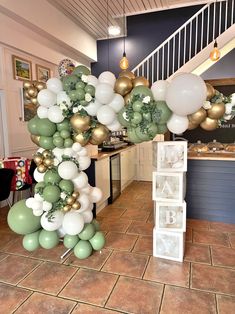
[{"left": 1, "top": 181, "right": 235, "bottom": 313}]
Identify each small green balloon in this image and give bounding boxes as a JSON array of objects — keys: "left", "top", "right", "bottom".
[
  {"left": 131, "top": 112, "right": 142, "bottom": 124},
  {"left": 72, "top": 65, "right": 91, "bottom": 77},
  {"left": 132, "top": 100, "right": 143, "bottom": 112},
  {"left": 27, "top": 116, "right": 40, "bottom": 135},
  {"left": 37, "top": 118, "right": 56, "bottom": 137},
  {"left": 158, "top": 123, "right": 168, "bottom": 134},
  {"left": 127, "top": 128, "right": 142, "bottom": 143},
  {"left": 152, "top": 101, "right": 172, "bottom": 124},
  {"left": 79, "top": 223, "right": 95, "bottom": 241},
  {"left": 59, "top": 179, "right": 74, "bottom": 194},
  {"left": 44, "top": 170, "right": 61, "bottom": 185},
  {"left": 74, "top": 240, "right": 93, "bottom": 259},
  {"left": 85, "top": 85, "right": 95, "bottom": 97},
  {"left": 135, "top": 126, "right": 151, "bottom": 141},
  {"left": 64, "top": 235, "right": 79, "bottom": 249},
  {"left": 80, "top": 100, "right": 89, "bottom": 107},
  {"left": 91, "top": 219, "right": 100, "bottom": 231},
  {"left": 43, "top": 185, "right": 61, "bottom": 203},
  {"left": 34, "top": 182, "right": 45, "bottom": 194},
  {"left": 23, "top": 230, "right": 40, "bottom": 251},
  {"left": 89, "top": 231, "right": 105, "bottom": 251},
  {"left": 53, "top": 136, "right": 64, "bottom": 148},
  {"left": 57, "top": 119, "right": 71, "bottom": 132},
  {"left": 53, "top": 131, "right": 61, "bottom": 138},
  {"left": 147, "top": 122, "right": 158, "bottom": 137},
  {"left": 130, "top": 86, "right": 153, "bottom": 100},
  {"left": 76, "top": 81, "right": 85, "bottom": 89},
  {"left": 62, "top": 75, "right": 78, "bottom": 92},
  {"left": 142, "top": 112, "right": 152, "bottom": 122},
  {"left": 39, "top": 136, "right": 55, "bottom": 150},
  {"left": 7, "top": 200, "right": 41, "bottom": 235},
  {"left": 64, "top": 138, "right": 74, "bottom": 148},
  {"left": 39, "top": 230, "right": 59, "bottom": 249},
  {"left": 60, "top": 129, "right": 70, "bottom": 139}
]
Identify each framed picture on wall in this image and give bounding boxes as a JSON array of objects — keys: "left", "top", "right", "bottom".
[
  {"left": 36, "top": 64, "right": 51, "bottom": 83},
  {"left": 12, "top": 55, "right": 32, "bottom": 81}
]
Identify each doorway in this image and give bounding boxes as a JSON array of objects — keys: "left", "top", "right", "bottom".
[{"left": 0, "top": 91, "right": 9, "bottom": 158}]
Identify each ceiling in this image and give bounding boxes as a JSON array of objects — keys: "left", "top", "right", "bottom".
[{"left": 47, "top": 0, "right": 214, "bottom": 40}]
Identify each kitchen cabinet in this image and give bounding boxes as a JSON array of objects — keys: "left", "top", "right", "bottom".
[
  {"left": 95, "top": 157, "right": 110, "bottom": 212},
  {"left": 136, "top": 141, "right": 153, "bottom": 181},
  {"left": 120, "top": 146, "right": 136, "bottom": 191}
]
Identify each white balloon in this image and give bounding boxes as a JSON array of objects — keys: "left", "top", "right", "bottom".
[
  {"left": 48, "top": 106, "right": 64, "bottom": 123},
  {"left": 34, "top": 193, "right": 44, "bottom": 202},
  {"left": 89, "top": 187, "right": 103, "bottom": 203},
  {"left": 46, "top": 78, "right": 63, "bottom": 94},
  {"left": 77, "top": 147, "right": 88, "bottom": 157},
  {"left": 57, "top": 91, "right": 72, "bottom": 108},
  {"left": 33, "top": 208, "right": 43, "bottom": 217},
  {"left": 72, "top": 171, "right": 88, "bottom": 189},
  {"left": 98, "top": 71, "right": 116, "bottom": 88},
  {"left": 167, "top": 114, "right": 189, "bottom": 134},
  {"left": 37, "top": 89, "right": 56, "bottom": 108},
  {"left": 41, "top": 210, "right": 64, "bottom": 231},
  {"left": 33, "top": 168, "right": 45, "bottom": 182},
  {"left": 80, "top": 184, "right": 91, "bottom": 194},
  {"left": 225, "top": 103, "right": 233, "bottom": 115},
  {"left": 77, "top": 193, "right": 90, "bottom": 213},
  {"left": 84, "top": 100, "right": 102, "bottom": 116},
  {"left": 37, "top": 106, "right": 48, "bottom": 119},
  {"left": 52, "top": 147, "right": 65, "bottom": 162},
  {"left": 57, "top": 226, "right": 66, "bottom": 238},
  {"left": 62, "top": 211, "right": 84, "bottom": 235},
  {"left": 42, "top": 201, "right": 52, "bottom": 212},
  {"left": 32, "top": 200, "right": 42, "bottom": 211},
  {"left": 72, "top": 142, "right": 82, "bottom": 152},
  {"left": 58, "top": 161, "right": 78, "bottom": 180},
  {"left": 78, "top": 156, "right": 91, "bottom": 171},
  {"left": 87, "top": 75, "right": 99, "bottom": 87},
  {"left": 108, "top": 93, "right": 125, "bottom": 113},
  {"left": 166, "top": 74, "right": 207, "bottom": 116},
  {"left": 63, "top": 148, "right": 75, "bottom": 158},
  {"left": 26, "top": 197, "right": 35, "bottom": 208},
  {"left": 82, "top": 210, "right": 93, "bottom": 223},
  {"left": 106, "top": 119, "right": 122, "bottom": 131},
  {"left": 151, "top": 80, "right": 169, "bottom": 101},
  {"left": 95, "top": 83, "right": 114, "bottom": 105},
  {"left": 97, "top": 105, "right": 116, "bottom": 125}
]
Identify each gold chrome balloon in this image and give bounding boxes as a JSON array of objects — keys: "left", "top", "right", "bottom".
[
  {"left": 70, "top": 114, "right": 91, "bottom": 132},
  {"left": 73, "top": 132, "right": 89, "bottom": 146},
  {"left": 66, "top": 196, "right": 76, "bottom": 205},
  {"left": 90, "top": 124, "right": 109, "bottom": 145},
  {"left": 63, "top": 205, "right": 72, "bottom": 212},
  {"left": 30, "top": 134, "right": 40, "bottom": 146},
  {"left": 200, "top": 117, "right": 219, "bottom": 131},
  {"left": 132, "top": 76, "right": 149, "bottom": 88},
  {"left": 43, "top": 157, "right": 53, "bottom": 167},
  {"left": 207, "top": 103, "right": 225, "bottom": 119},
  {"left": 119, "top": 70, "right": 135, "bottom": 81},
  {"left": 27, "top": 86, "right": 38, "bottom": 98},
  {"left": 124, "top": 93, "right": 131, "bottom": 105},
  {"left": 31, "top": 97, "right": 38, "bottom": 105},
  {"left": 206, "top": 83, "right": 216, "bottom": 100},
  {"left": 34, "top": 153, "right": 43, "bottom": 165},
  {"left": 114, "top": 77, "right": 132, "bottom": 96},
  {"left": 72, "top": 202, "right": 81, "bottom": 210},
  {"left": 72, "top": 191, "right": 80, "bottom": 199},
  {"left": 23, "top": 81, "right": 33, "bottom": 89},
  {"left": 189, "top": 108, "right": 207, "bottom": 124},
  {"left": 24, "top": 90, "right": 31, "bottom": 100},
  {"left": 42, "top": 150, "right": 52, "bottom": 158},
  {"left": 187, "top": 119, "right": 199, "bottom": 130},
  {"left": 37, "top": 164, "right": 47, "bottom": 173},
  {"left": 34, "top": 81, "right": 46, "bottom": 91}
]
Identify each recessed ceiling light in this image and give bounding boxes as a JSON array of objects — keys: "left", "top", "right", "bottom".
[{"left": 108, "top": 25, "right": 121, "bottom": 36}]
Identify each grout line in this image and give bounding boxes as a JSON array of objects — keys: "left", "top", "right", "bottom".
[
  {"left": 12, "top": 288, "right": 34, "bottom": 313},
  {"left": 189, "top": 262, "right": 192, "bottom": 289},
  {"left": 56, "top": 267, "right": 80, "bottom": 296},
  {"left": 215, "top": 293, "right": 219, "bottom": 314},
  {"left": 141, "top": 255, "right": 151, "bottom": 279},
  {"left": 209, "top": 245, "right": 213, "bottom": 266},
  {"left": 158, "top": 284, "right": 166, "bottom": 313},
  {"left": 103, "top": 274, "right": 120, "bottom": 308},
  {"left": 16, "top": 259, "right": 43, "bottom": 286}
]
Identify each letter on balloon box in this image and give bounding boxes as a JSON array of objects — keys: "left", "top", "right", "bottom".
[
  {"left": 153, "top": 228, "right": 185, "bottom": 262},
  {"left": 152, "top": 172, "right": 184, "bottom": 203},
  {"left": 152, "top": 141, "right": 187, "bottom": 172},
  {"left": 155, "top": 202, "right": 186, "bottom": 233}
]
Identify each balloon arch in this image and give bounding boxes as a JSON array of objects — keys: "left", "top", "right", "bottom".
[{"left": 7, "top": 59, "right": 235, "bottom": 259}]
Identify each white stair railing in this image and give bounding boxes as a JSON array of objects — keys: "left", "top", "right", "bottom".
[{"left": 132, "top": 0, "right": 235, "bottom": 84}]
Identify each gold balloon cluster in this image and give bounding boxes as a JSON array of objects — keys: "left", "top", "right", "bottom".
[
  {"left": 71, "top": 114, "right": 109, "bottom": 146},
  {"left": 114, "top": 70, "right": 149, "bottom": 105},
  {"left": 188, "top": 83, "right": 225, "bottom": 131},
  {"left": 23, "top": 81, "right": 46, "bottom": 105},
  {"left": 33, "top": 150, "right": 54, "bottom": 173},
  {"left": 63, "top": 191, "right": 81, "bottom": 212}
]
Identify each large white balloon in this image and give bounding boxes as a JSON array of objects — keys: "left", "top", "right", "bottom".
[
  {"left": 106, "top": 119, "right": 122, "bottom": 131},
  {"left": 166, "top": 73, "right": 207, "bottom": 116},
  {"left": 37, "top": 106, "right": 48, "bottom": 119},
  {"left": 46, "top": 78, "right": 63, "bottom": 94},
  {"left": 108, "top": 93, "right": 125, "bottom": 113},
  {"left": 77, "top": 193, "right": 90, "bottom": 213},
  {"left": 57, "top": 91, "right": 72, "bottom": 108},
  {"left": 33, "top": 168, "right": 45, "bottom": 182},
  {"left": 78, "top": 156, "right": 91, "bottom": 171},
  {"left": 97, "top": 105, "right": 116, "bottom": 125},
  {"left": 82, "top": 210, "right": 93, "bottom": 223},
  {"left": 87, "top": 75, "right": 99, "bottom": 87},
  {"left": 167, "top": 114, "right": 189, "bottom": 134},
  {"left": 151, "top": 80, "right": 169, "bottom": 101},
  {"left": 95, "top": 83, "right": 114, "bottom": 105},
  {"left": 89, "top": 187, "right": 103, "bottom": 203},
  {"left": 48, "top": 106, "right": 64, "bottom": 123},
  {"left": 58, "top": 161, "right": 78, "bottom": 180},
  {"left": 62, "top": 211, "right": 84, "bottom": 235},
  {"left": 84, "top": 100, "right": 102, "bottom": 116},
  {"left": 98, "top": 71, "right": 116, "bottom": 88},
  {"left": 41, "top": 211, "right": 64, "bottom": 231},
  {"left": 72, "top": 142, "right": 82, "bottom": 152},
  {"left": 37, "top": 89, "right": 57, "bottom": 108},
  {"left": 72, "top": 171, "right": 88, "bottom": 189},
  {"left": 52, "top": 147, "right": 65, "bottom": 162}
]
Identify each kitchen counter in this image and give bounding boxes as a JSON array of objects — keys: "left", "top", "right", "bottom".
[
  {"left": 90, "top": 145, "right": 136, "bottom": 160},
  {"left": 188, "top": 151, "right": 235, "bottom": 161}
]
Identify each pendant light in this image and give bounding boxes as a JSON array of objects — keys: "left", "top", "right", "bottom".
[
  {"left": 119, "top": 0, "right": 129, "bottom": 70},
  {"left": 210, "top": 0, "right": 220, "bottom": 62}
]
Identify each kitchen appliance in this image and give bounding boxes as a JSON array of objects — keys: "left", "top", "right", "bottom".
[
  {"left": 102, "top": 141, "right": 128, "bottom": 151},
  {"left": 108, "top": 153, "right": 121, "bottom": 203}
]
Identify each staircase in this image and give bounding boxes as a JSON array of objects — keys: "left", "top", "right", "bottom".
[{"left": 132, "top": 0, "right": 235, "bottom": 84}]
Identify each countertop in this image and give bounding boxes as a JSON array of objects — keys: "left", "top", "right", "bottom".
[
  {"left": 90, "top": 145, "right": 136, "bottom": 160},
  {"left": 188, "top": 151, "right": 235, "bottom": 161}
]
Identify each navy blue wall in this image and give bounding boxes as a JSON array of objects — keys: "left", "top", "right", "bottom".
[{"left": 91, "top": 5, "right": 203, "bottom": 77}]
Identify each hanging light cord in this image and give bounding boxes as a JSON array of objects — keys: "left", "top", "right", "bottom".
[
  {"left": 107, "top": 0, "right": 110, "bottom": 70},
  {"left": 123, "top": 0, "right": 126, "bottom": 56}
]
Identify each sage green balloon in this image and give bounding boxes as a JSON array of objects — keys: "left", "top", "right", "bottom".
[
  {"left": 85, "top": 85, "right": 95, "bottom": 97},
  {"left": 69, "top": 88, "right": 85, "bottom": 101},
  {"left": 80, "top": 100, "right": 88, "bottom": 107},
  {"left": 76, "top": 81, "right": 85, "bottom": 89},
  {"left": 153, "top": 101, "right": 172, "bottom": 124},
  {"left": 37, "top": 118, "right": 56, "bottom": 136},
  {"left": 60, "top": 129, "right": 70, "bottom": 139},
  {"left": 34, "top": 181, "right": 45, "bottom": 194},
  {"left": 23, "top": 230, "right": 40, "bottom": 251},
  {"left": 131, "top": 112, "right": 142, "bottom": 124},
  {"left": 59, "top": 179, "right": 74, "bottom": 194},
  {"left": 53, "top": 136, "right": 64, "bottom": 148},
  {"left": 39, "top": 230, "right": 59, "bottom": 249},
  {"left": 147, "top": 123, "right": 158, "bottom": 138},
  {"left": 132, "top": 100, "right": 143, "bottom": 112},
  {"left": 135, "top": 126, "right": 151, "bottom": 141},
  {"left": 78, "top": 223, "right": 95, "bottom": 241},
  {"left": 64, "top": 138, "right": 74, "bottom": 148},
  {"left": 127, "top": 128, "right": 142, "bottom": 143},
  {"left": 74, "top": 240, "right": 93, "bottom": 259},
  {"left": 62, "top": 75, "right": 78, "bottom": 92},
  {"left": 43, "top": 185, "right": 61, "bottom": 203},
  {"left": 39, "top": 136, "right": 55, "bottom": 150},
  {"left": 118, "top": 107, "right": 130, "bottom": 128},
  {"left": 91, "top": 219, "right": 100, "bottom": 231},
  {"left": 72, "top": 65, "right": 91, "bottom": 77},
  {"left": 57, "top": 118, "right": 71, "bottom": 132},
  {"left": 53, "top": 131, "right": 61, "bottom": 138},
  {"left": 27, "top": 116, "right": 40, "bottom": 135},
  {"left": 130, "top": 86, "right": 153, "bottom": 100},
  {"left": 64, "top": 235, "right": 79, "bottom": 249},
  {"left": 89, "top": 231, "right": 105, "bottom": 251},
  {"left": 44, "top": 169, "right": 61, "bottom": 184},
  {"left": 7, "top": 200, "right": 41, "bottom": 235},
  {"left": 158, "top": 123, "right": 168, "bottom": 134}
]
